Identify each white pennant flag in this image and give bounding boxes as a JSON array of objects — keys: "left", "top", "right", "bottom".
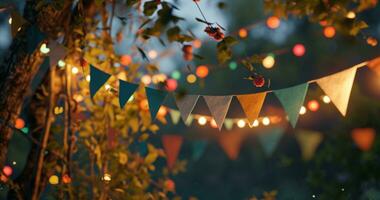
[{"left": 203, "top": 96, "right": 233, "bottom": 130}]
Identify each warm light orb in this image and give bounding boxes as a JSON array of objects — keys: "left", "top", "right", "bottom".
[
  {"left": 103, "top": 173, "right": 112, "bottom": 182},
  {"left": 266, "top": 16, "right": 280, "bottom": 29},
  {"left": 120, "top": 55, "right": 132, "bottom": 66},
  {"left": 323, "top": 26, "right": 336, "bottom": 38},
  {"left": 85, "top": 75, "right": 91, "bottom": 82},
  {"left": 139, "top": 99, "right": 149, "bottom": 111},
  {"left": 8, "top": 17, "right": 12, "bottom": 25},
  {"left": 196, "top": 65, "right": 209, "bottom": 78},
  {"left": 165, "top": 79, "right": 178, "bottom": 91},
  {"left": 210, "top": 119, "right": 218, "bottom": 128},
  {"left": 148, "top": 50, "right": 158, "bottom": 59},
  {"left": 157, "top": 107, "right": 168, "bottom": 117},
  {"left": 15, "top": 118, "right": 25, "bottom": 129},
  {"left": 198, "top": 117, "right": 207, "bottom": 126},
  {"left": 237, "top": 119, "right": 246, "bottom": 128},
  {"left": 262, "top": 55, "right": 275, "bottom": 69},
  {"left": 71, "top": 67, "right": 79, "bottom": 74},
  {"left": 238, "top": 28, "right": 248, "bottom": 38},
  {"left": 141, "top": 75, "right": 152, "bottom": 85},
  {"left": 322, "top": 95, "right": 331, "bottom": 104},
  {"left": 307, "top": 100, "right": 320, "bottom": 112},
  {"left": 186, "top": 74, "right": 197, "bottom": 84},
  {"left": 252, "top": 119, "right": 259, "bottom": 127},
  {"left": 104, "top": 84, "right": 111, "bottom": 90},
  {"left": 152, "top": 73, "right": 167, "bottom": 84},
  {"left": 346, "top": 11, "right": 356, "bottom": 19},
  {"left": 299, "top": 106, "right": 307, "bottom": 115},
  {"left": 40, "top": 43, "right": 50, "bottom": 54},
  {"left": 2, "top": 166, "right": 13, "bottom": 177},
  {"left": 49, "top": 175, "right": 59, "bottom": 185},
  {"left": 262, "top": 117, "right": 270, "bottom": 126},
  {"left": 58, "top": 60, "right": 66, "bottom": 68},
  {"left": 193, "top": 39, "right": 202, "bottom": 48},
  {"left": 293, "top": 44, "right": 306, "bottom": 57}
]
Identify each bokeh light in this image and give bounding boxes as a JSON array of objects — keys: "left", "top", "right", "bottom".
[
  {"left": 141, "top": 75, "right": 152, "bottom": 85},
  {"left": 238, "top": 28, "right": 248, "bottom": 38},
  {"left": 120, "top": 55, "right": 132, "bottom": 66},
  {"left": 171, "top": 70, "right": 181, "bottom": 80},
  {"left": 266, "top": 16, "right": 280, "bottom": 29},
  {"left": 15, "top": 118, "right": 25, "bottom": 129},
  {"left": 299, "top": 106, "right": 307, "bottom": 115},
  {"left": 262, "top": 54, "right": 275, "bottom": 69},
  {"left": 322, "top": 95, "right": 331, "bottom": 104},
  {"left": 307, "top": 100, "right": 320, "bottom": 112},
  {"left": 49, "top": 175, "right": 59, "bottom": 185},
  {"left": 229, "top": 62, "right": 238, "bottom": 70},
  {"left": 196, "top": 65, "right": 209, "bottom": 78},
  {"left": 323, "top": 26, "right": 336, "bottom": 38},
  {"left": 148, "top": 50, "right": 158, "bottom": 59},
  {"left": 237, "top": 119, "right": 246, "bottom": 128},
  {"left": 293, "top": 44, "right": 306, "bottom": 57},
  {"left": 2, "top": 166, "right": 13, "bottom": 177},
  {"left": 187, "top": 74, "right": 197, "bottom": 84},
  {"left": 165, "top": 79, "right": 178, "bottom": 91},
  {"left": 262, "top": 117, "right": 270, "bottom": 126},
  {"left": 198, "top": 117, "right": 207, "bottom": 126}
]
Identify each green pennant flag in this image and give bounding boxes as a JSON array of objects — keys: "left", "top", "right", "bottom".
[
  {"left": 192, "top": 140, "right": 207, "bottom": 161},
  {"left": 257, "top": 127, "right": 284, "bottom": 156},
  {"left": 169, "top": 110, "right": 181, "bottom": 125},
  {"left": 119, "top": 80, "right": 138, "bottom": 108},
  {"left": 274, "top": 83, "right": 309, "bottom": 128},
  {"left": 90, "top": 65, "right": 111, "bottom": 98},
  {"left": 295, "top": 129, "right": 323, "bottom": 161},
  {"left": 145, "top": 87, "right": 167, "bottom": 120}
]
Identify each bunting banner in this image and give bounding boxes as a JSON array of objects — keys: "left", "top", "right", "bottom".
[
  {"left": 169, "top": 110, "right": 181, "bottom": 125},
  {"left": 203, "top": 96, "right": 233, "bottom": 130},
  {"left": 351, "top": 128, "right": 376, "bottom": 151},
  {"left": 219, "top": 132, "right": 245, "bottom": 160},
  {"left": 368, "top": 57, "right": 380, "bottom": 76},
  {"left": 257, "top": 127, "right": 284, "bottom": 156},
  {"left": 175, "top": 95, "right": 199, "bottom": 122},
  {"left": 274, "top": 83, "right": 309, "bottom": 128},
  {"left": 119, "top": 80, "right": 139, "bottom": 108},
  {"left": 10, "top": 10, "right": 27, "bottom": 37},
  {"left": 237, "top": 92, "right": 266, "bottom": 124},
  {"left": 162, "top": 135, "right": 183, "bottom": 169},
  {"left": 317, "top": 67, "right": 357, "bottom": 116},
  {"left": 145, "top": 87, "right": 168, "bottom": 120},
  {"left": 295, "top": 129, "right": 323, "bottom": 161},
  {"left": 89, "top": 65, "right": 111, "bottom": 98},
  {"left": 192, "top": 140, "right": 207, "bottom": 161}
]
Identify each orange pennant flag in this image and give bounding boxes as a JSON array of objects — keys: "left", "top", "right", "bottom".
[
  {"left": 368, "top": 57, "right": 380, "bottom": 77},
  {"left": 316, "top": 67, "right": 357, "bottom": 116},
  {"left": 162, "top": 135, "right": 183, "bottom": 169},
  {"left": 219, "top": 132, "right": 245, "bottom": 160},
  {"left": 351, "top": 128, "right": 376, "bottom": 151},
  {"left": 237, "top": 92, "right": 266, "bottom": 124}
]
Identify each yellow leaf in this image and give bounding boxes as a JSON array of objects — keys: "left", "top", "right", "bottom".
[
  {"left": 144, "top": 152, "right": 158, "bottom": 164},
  {"left": 119, "top": 152, "right": 128, "bottom": 165}
]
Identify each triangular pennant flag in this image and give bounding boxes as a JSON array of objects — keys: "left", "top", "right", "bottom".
[
  {"left": 10, "top": 11, "right": 27, "bottom": 37},
  {"left": 224, "top": 119, "right": 234, "bottom": 130},
  {"left": 169, "top": 110, "right": 181, "bottom": 125},
  {"left": 192, "top": 140, "right": 207, "bottom": 161},
  {"left": 26, "top": 25, "right": 46, "bottom": 54},
  {"left": 368, "top": 57, "right": 380, "bottom": 77},
  {"left": 237, "top": 92, "right": 266, "bottom": 124},
  {"left": 351, "top": 128, "right": 376, "bottom": 151},
  {"left": 90, "top": 65, "right": 111, "bottom": 98},
  {"left": 175, "top": 95, "right": 199, "bottom": 122},
  {"left": 316, "top": 67, "right": 357, "bottom": 116},
  {"left": 184, "top": 115, "right": 194, "bottom": 126},
  {"left": 203, "top": 96, "right": 233, "bottom": 130},
  {"left": 219, "top": 132, "right": 245, "bottom": 160},
  {"left": 257, "top": 127, "right": 284, "bottom": 156},
  {"left": 162, "top": 135, "right": 183, "bottom": 169},
  {"left": 274, "top": 83, "right": 309, "bottom": 128},
  {"left": 145, "top": 87, "right": 167, "bottom": 120},
  {"left": 295, "top": 129, "right": 323, "bottom": 160},
  {"left": 119, "top": 80, "right": 138, "bottom": 108},
  {"left": 48, "top": 39, "right": 66, "bottom": 67}
]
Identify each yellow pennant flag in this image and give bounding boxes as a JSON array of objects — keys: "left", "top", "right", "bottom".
[
  {"left": 295, "top": 129, "right": 323, "bottom": 161},
  {"left": 316, "top": 67, "right": 357, "bottom": 116},
  {"left": 237, "top": 92, "right": 266, "bottom": 124}
]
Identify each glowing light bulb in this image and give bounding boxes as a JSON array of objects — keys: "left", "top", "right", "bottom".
[
  {"left": 85, "top": 75, "right": 91, "bottom": 82},
  {"left": 238, "top": 28, "right": 248, "bottom": 38},
  {"left": 262, "top": 55, "right": 275, "bottom": 69},
  {"left": 252, "top": 119, "right": 259, "bottom": 127},
  {"left": 346, "top": 11, "right": 356, "bottom": 19},
  {"left": 237, "top": 119, "right": 246, "bottom": 128},
  {"left": 198, "top": 117, "right": 207, "bottom": 126},
  {"left": 71, "top": 67, "right": 79, "bottom": 74},
  {"left": 262, "top": 117, "right": 270, "bottom": 126},
  {"left": 299, "top": 106, "right": 307, "bottom": 115},
  {"left": 196, "top": 65, "right": 209, "bottom": 78},
  {"left": 141, "top": 75, "right": 152, "bottom": 85},
  {"left": 103, "top": 173, "right": 111, "bottom": 182},
  {"left": 104, "top": 84, "right": 111, "bottom": 90},
  {"left": 58, "top": 60, "right": 66, "bottom": 68},
  {"left": 8, "top": 17, "right": 12, "bottom": 25},
  {"left": 210, "top": 119, "right": 218, "bottom": 128},
  {"left": 266, "top": 16, "right": 280, "bottom": 29},
  {"left": 307, "top": 100, "right": 320, "bottom": 112},
  {"left": 293, "top": 44, "right": 306, "bottom": 57},
  {"left": 40, "top": 43, "right": 50, "bottom": 54},
  {"left": 148, "top": 50, "right": 158, "bottom": 59},
  {"left": 322, "top": 95, "right": 331, "bottom": 104},
  {"left": 186, "top": 74, "right": 197, "bottom": 84},
  {"left": 49, "top": 175, "right": 59, "bottom": 185},
  {"left": 323, "top": 26, "right": 336, "bottom": 38}
]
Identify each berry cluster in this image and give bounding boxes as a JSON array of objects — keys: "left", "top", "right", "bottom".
[
  {"left": 182, "top": 45, "right": 193, "bottom": 61},
  {"left": 204, "top": 26, "right": 225, "bottom": 41}
]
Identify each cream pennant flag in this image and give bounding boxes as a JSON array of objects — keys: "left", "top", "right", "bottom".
[
  {"left": 175, "top": 95, "right": 199, "bottom": 122},
  {"left": 224, "top": 119, "right": 234, "bottom": 130},
  {"left": 10, "top": 11, "right": 27, "bottom": 37},
  {"left": 169, "top": 110, "right": 181, "bottom": 125},
  {"left": 316, "top": 67, "right": 357, "bottom": 116},
  {"left": 237, "top": 92, "right": 266, "bottom": 124},
  {"left": 295, "top": 129, "right": 323, "bottom": 161},
  {"left": 203, "top": 96, "right": 233, "bottom": 130},
  {"left": 184, "top": 115, "right": 194, "bottom": 126}
]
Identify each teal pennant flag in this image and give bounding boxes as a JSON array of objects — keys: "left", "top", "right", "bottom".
[
  {"left": 26, "top": 25, "right": 46, "bottom": 54},
  {"left": 274, "top": 83, "right": 309, "bottom": 128},
  {"left": 119, "top": 80, "right": 138, "bottom": 108},
  {"left": 257, "top": 127, "right": 284, "bottom": 156},
  {"left": 145, "top": 87, "right": 167, "bottom": 120},
  {"left": 90, "top": 65, "right": 111, "bottom": 98},
  {"left": 192, "top": 140, "right": 207, "bottom": 161}
]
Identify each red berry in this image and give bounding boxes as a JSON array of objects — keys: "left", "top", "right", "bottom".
[
  {"left": 253, "top": 76, "right": 265, "bottom": 87},
  {"left": 182, "top": 45, "right": 193, "bottom": 54},
  {"left": 164, "top": 179, "right": 175, "bottom": 191}
]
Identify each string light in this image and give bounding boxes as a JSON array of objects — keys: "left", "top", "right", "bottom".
[
  {"left": 322, "top": 95, "right": 331, "bottom": 104},
  {"left": 120, "top": 55, "right": 132, "bottom": 66},
  {"left": 71, "top": 66, "right": 79, "bottom": 74},
  {"left": 210, "top": 119, "right": 218, "bottom": 128},
  {"left": 346, "top": 11, "right": 356, "bottom": 19},
  {"left": 196, "top": 65, "right": 209, "bottom": 78},
  {"left": 58, "top": 60, "right": 66, "bottom": 68},
  {"left": 15, "top": 118, "right": 25, "bottom": 129},
  {"left": 148, "top": 50, "right": 158, "bottom": 59},
  {"left": 141, "top": 75, "right": 152, "bottom": 85},
  {"left": 323, "top": 26, "right": 336, "bottom": 38},
  {"left": 198, "top": 117, "right": 207, "bottom": 126},
  {"left": 49, "top": 175, "right": 59, "bottom": 185},
  {"left": 8, "top": 17, "right": 12, "bottom": 25},
  {"left": 262, "top": 117, "right": 270, "bottom": 126},
  {"left": 238, "top": 28, "right": 248, "bottom": 38},
  {"left": 262, "top": 54, "right": 275, "bottom": 69},
  {"left": 171, "top": 70, "right": 181, "bottom": 80},
  {"left": 2, "top": 166, "right": 13, "bottom": 177},
  {"left": 292, "top": 44, "right": 306, "bottom": 57},
  {"left": 307, "top": 100, "right": 320, "bottom": 112},
  {"left": 299, "top": 106, "right": 307, "bottom": 115},
  {"left": 237, "top": 119, "right": 246, "bottom": 128},
  {"left": 85, "top": 75, "right": 91, "bottom": 82},
  {"left": 229, "top": 62, "right": 238, "bottom": 70},
  {"left": 40, "top": 43, "right": 50, "bottom": 54},
  {"left": 186, "top": 74, "right": 197, "bottom": 84},
  {"left": 12, "top": 161, "right": 16, "bottom": 166},
  {"left": 104, "top": 84, "right": 111, "bottom": 90},
  {"left": 103, "top": 173, "right": 112, "bottom": 182},
  {"left": 252, "top": 119, "right": 259, "bottom": 127},
  {"left": 266, "top": 16, "right": 280, "bottom": 29}
]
